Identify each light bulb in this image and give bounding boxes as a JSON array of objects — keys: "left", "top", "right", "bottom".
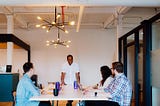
[
  {"left": 46, "top": 43, "right": 50, "bottom": 46},
  {"left": 54, "top": 44, "right": 57, "bottom": 48},
  {"left": 37, "top": 16, "right": 42, "bottom": 20},
  {"left": 69, "top": 21, "right": 75, "bottom": 25},
  {"left": 52, "top": 21, "right": 55, "bottom": 24},
  {"left": 66, "top": 45, "right": 69, "bottom": 48},
  {"left": 65, "top": 30, "right": 69, "bottom": 34},
  {"left": 36, "top": 24, "right": 41, "bottom": 27},
  {"left": 57, "top": 14, "right": 61, "bottom": 19},
  {"left": 42, "top": 26, "right": 46, "bottom": 29},
  {"left": 67, "top": 40, "right": 71, "bottom": 43}
]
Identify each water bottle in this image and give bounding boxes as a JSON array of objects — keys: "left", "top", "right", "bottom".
[
  {"left": 74, "top": 81, "right": 78, "bottom": 89},
  {"left": 55, "top": 82, "right": 60, "bottom": 90}
]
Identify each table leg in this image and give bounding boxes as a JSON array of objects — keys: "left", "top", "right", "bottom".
[
  {"left": 51, "top": 100, "right": 59, "bottom": 106},
  {"left": 56, "top": 100, "right": 58, "bottom": 106},
  {"left": 52, "top": 100, "right": 54, "bottom": 106}
]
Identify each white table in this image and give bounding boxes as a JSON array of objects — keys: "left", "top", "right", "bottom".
[{"left": 30, "top": 85, "right": 110, "bottom": 106}]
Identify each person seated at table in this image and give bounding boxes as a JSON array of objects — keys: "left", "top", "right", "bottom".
[
  {"left": 92, "top": 65, "right": 113, "bottom": 89},
  {"left": 16, "top": 62, "right": 51, "bottom": 106},
  {"left": 80, "top": 65, "right": 114, "bottom": 106},
  {"left": 104, "top": 61, "right": 132, "bottom": 106}
]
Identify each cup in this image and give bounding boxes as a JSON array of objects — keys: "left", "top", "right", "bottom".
[
  {"left": 94, "top": 92, "right": 97, "bottom": 97},
  {"left": 53, "top": 88, "right": 59, "bottom": 96},
  {"left": 74, "top": 81, "right": 78, "bottom": 89}
]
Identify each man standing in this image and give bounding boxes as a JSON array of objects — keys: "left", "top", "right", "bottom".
[
  {"left": 61, "top": 54, "right": 80, "bottom": 106},
  {"left": 104, "top": 62, "right": 132, "bottom": 106},
  {"left": 61, "top": 54, "right": 80, "bottom": 86}
]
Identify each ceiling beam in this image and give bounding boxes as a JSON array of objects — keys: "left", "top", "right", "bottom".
[
  {"left": 103, "top": 7, "right": 131, "bottom": 29},
  {"left": 103, "top": 14, "right": 115, "bottom": 29},
  {"left": 76, "top": 6, "right": 84, "bottom": 32},
  {"left": 0, "top": 0, "right": 159, "bottom": 6},
  {"left": 11, "top": 6, "right": 116, "bottom": 15},
  {"left": 116, "top": 6, "right": 132, "bottom": 14},
  {"left": 0, "top": 6, "right": 13, "bottom": 14},
  {"left": 14, "top": 15, "right": 28, "bottom": 28},
  {"left": 0, "top": 6, "right": 27, "bottom": 28}
]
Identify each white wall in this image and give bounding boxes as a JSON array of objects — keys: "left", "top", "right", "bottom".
[
  {"left": 0, "top": 48, "right": 28, "bottom": 75},
  {"left": 1, "top": 28, "right": 117, "bottom": 86},
  {"left": 15, "top": 28, "right": 117, "bottom": 86}
]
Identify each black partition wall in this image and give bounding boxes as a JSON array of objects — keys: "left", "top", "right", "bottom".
[
  {"left": 119, "top": 12, "right": 160, "bottom": 106},
  {"left": 0, "top": 34, "right": 30, "bottom": 62}
]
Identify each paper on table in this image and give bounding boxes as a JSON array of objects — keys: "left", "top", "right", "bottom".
[{"left": 42, "top": 84, "right": 55, "bottom": 94}]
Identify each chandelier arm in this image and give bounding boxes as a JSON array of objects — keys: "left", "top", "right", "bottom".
[
  {"left": 55, "top": 6, "right": 57, "bottom": 23},
  {"left": 38, "top": 6, "right": 71, "bottom": 48},
  {"left": 62, "top": 6, "right": 65, "bottom": 25},
  {"left": 54, "top": 25, "right": 65, "bottom": 32},
  {"left": 63, "top": 22, "right": 70, "bottom": 25},
  {"left": 57, "top": 28, "right": 60, "bottom": 40},
  {"left": 42, "top": 19, "right": 53, "bottom": 25},
  {"left": 59, "top": 43, "right": 66, "bottom": 46},
  {"left": 48, "top": 26, "right": 52, "bottom": 31}
]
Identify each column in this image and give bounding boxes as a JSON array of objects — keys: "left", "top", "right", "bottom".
[
  {"left": 6, "top": 15, "right": 14, "bottom": 66},
  {"left": 6, "top": 15, "right": 14, "bottom": 34},
  {"left": 115, "top": 13, "right": 123, "bottom": 61},
  {"left": 7, "top": 42, "right": 13, "bottom": 65}
]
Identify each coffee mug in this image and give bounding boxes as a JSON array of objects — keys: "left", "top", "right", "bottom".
[{"left": 53, "top": 88, "right": 59, "bottom": 96}]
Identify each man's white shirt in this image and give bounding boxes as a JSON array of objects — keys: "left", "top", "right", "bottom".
[{"left": 62, "top": 62, "right": 79, "bottom": 85}]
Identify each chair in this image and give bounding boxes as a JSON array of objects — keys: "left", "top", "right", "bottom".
[
  {"left": 12, "top": 91, "right": 16, "bottom": 106},
  {"left": 31, "top": 74, "right": 38, "bottom": 87}
]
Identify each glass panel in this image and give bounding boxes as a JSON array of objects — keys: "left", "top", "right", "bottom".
[
  {"left": 120, "top": 39, "right": 124, "bottom": 62},
  {"left": 151, "top": 21, "right": 160, "bottom": 106},
  {"left": 127, "top": 45, "right": 135, "bottom": 100},
  {"left": 127, "top": 34, "right": 134, "bottom": 44},
  {"left": 138, "top": 29, "right": 144, "bottom": 105},
  {"left": 126, "top": 30, "right": 143, "bottom": 106}
]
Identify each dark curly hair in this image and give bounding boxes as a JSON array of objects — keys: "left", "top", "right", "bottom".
[{"left": 23, "top": 62, "right": 33, "bottom": 73}]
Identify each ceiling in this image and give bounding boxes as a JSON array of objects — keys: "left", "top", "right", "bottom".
[{"left": 0, "top": 1, "right": 160, "bottom": 32}]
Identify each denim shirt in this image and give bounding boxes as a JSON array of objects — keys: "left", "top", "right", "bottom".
[{"left": 16, "top": 74, "right": 40, "bottom": 106}]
